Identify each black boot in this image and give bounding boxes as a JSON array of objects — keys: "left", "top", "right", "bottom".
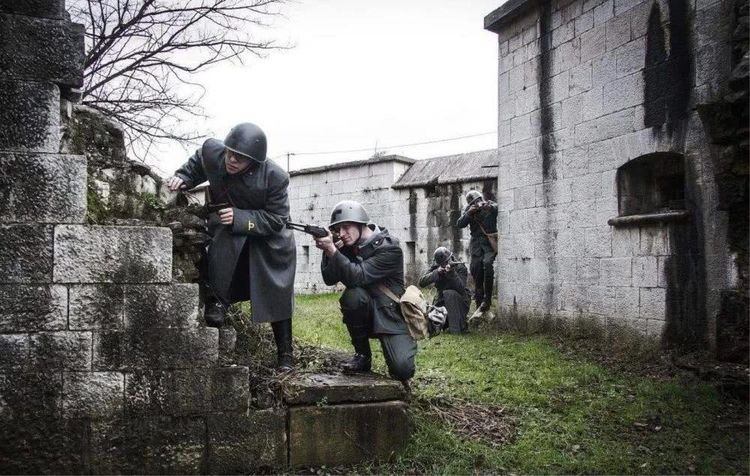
[
  {"left": 271, "top": 319, "right": 294, "bottom": 371},
  {"left": 204, "top": 299, "right": 227, "bottom": 327},
  {"left": 343, "top": 324, "right": 372, "bottom": 373}
]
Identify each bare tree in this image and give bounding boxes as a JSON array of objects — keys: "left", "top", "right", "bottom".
[{"left": 68, "top": 0, "right": 287, "bottom": 159}]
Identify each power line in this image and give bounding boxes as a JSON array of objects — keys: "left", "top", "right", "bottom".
[{"left": 278, "top": 130, "right": 496, "bottom": 157}]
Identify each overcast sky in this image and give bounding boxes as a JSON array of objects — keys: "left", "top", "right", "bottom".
[{"left": 154, "top": 0, "right": 501, "bottom": 176}]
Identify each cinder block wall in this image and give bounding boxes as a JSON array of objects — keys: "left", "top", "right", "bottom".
[{"left": 486, "top": 0, "right": 746, "bottom": 353}]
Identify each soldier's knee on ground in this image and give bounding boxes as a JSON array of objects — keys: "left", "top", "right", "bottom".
[
  {"left": 387, "top": 355, "right": 415, "bottom": 381},
  {"left": 340, "top": 287, "right": 371, "bottom": 325}
]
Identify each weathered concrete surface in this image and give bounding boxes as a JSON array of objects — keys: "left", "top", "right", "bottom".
[
  {"left": 0, "top": 284, "right": 67, "bottom": 331},
  {"left": 0, "top": 152, "right": 86, "bottom": 222},
  {"left": 124, "top": 367, "right": 249, "bottom": 416},
  {"left": 0, "top": 224, "right": 53, "bottom": 283},
  {"left": 92, "top": 327, "right": 219, "bottom": 370},
  {"left": 124, "top": 284, "right": 200, "bottom": 328},
  {"left": 0, "top": 81, "right": 60, "bottom": 151},
  {"left": 62, "top": 371, "right": 125, "bottom": 418},
  {"left": 0, "top": 13, "right": 84, "bottom": 86},
  {"left": 54, "top": 225, "right": 173, "bottom": 283},
  {"left": 0, "top": 0, "right": 66, "bottom": 19},
  {"left": 207, "top": 410, "right": 288, "bottom": 473},
  {"left": 69, "top": 284, "right": 125, "bottom": 330},
  {"left": 284, "top": 373, "right": 407, "bottom": 405},
  {"left": 89, "top": 416, "right": 207, "bottom": 475},
  {"left": 289, "top": 401, "right": 410, "bottom": 467}
]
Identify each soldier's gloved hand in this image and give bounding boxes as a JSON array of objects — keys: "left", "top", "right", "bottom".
[
  {"left": 167, "top": 176, "right": 186, "bottom": 191},
  {"left": 314, "top": 233, "right": 338, "bottom": 257},
  {"left": 218, "top": 208, "right": 234, "bottom": 225}
]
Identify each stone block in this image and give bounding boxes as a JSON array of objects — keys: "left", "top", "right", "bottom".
[
  {"left": 600, "top": 257, "right": 632, "bottom": 286},
  {"left": 0, "top": 14, "right": 84, "bottom": 86},
  {"left": 615, "top": 38, "right": 645, "bottom": 76},
  {"left": 283, "top": 373, "right": 407, "bottom": 405},
  {"left": 575, "top": 9, "right": 595, "bottom": 34},
  {"left": 124, "top": 367, "right": 248, "bottom": 416},
  {"left": 0, "top": 224, "right": 53, "bottom": 283},
  {"left": 0, "top": 416, "right": 88, "bottom": 474},
  {"left": 62, "top": 371, "right": 124, "bottom": 418},
  {"left": 0, "top": 334, "right": 29, "bottom": 370},
  {"left": 207, "top": 410, "right": 287, "bottom": 473},
  {"left": 575, "top": 108, "right": 635, "bottom": 145},
  {"left": 90, "top": 416, "right": 206, "bottom": 475},
  {"left": 0, "top": 370, "right": 63, "bottom": 419},
  {"left": 588, "top": 285, "right": 617, "bottom": 315},
  {"left": 569, "top": 61, "right": 593, "bottom": 95},
  {"left": 0, "top": 81, "right": 59, "bottom": 151},
  {"left": 29, "top": 331, "right": 92, "bottom": 370},
  {"left": 640, "top": 287, "right": 666, "bottom": 320},
  {"left": 572, "top": 173, "right": 602, "bottom": 200},
  {"left": 289, "top": 401, "right": 410, "bottom": 467},
  {"left": 602, "top": 72, "right": 644, "bottom": 113},
  {"left": 93, "top": 327, "right": 219, "bottom": 370},
  {"left": 0, "top": 284, "right": 67, "bottom": 332},
  {"left": 0, "top": 0, "right": 66, "bottom": 19},
  {"left": 577, "top": 257, "right": 601, "bottom": 283},
  {"left": 556, "top": 228, "right": 586, "bottom": 257},
  {"left": 580, "top": 25, "right": 606, "bottom": 63},
  {"left": 615, "top": 286, "right": 640, "bottom": 318},
  {"left": 552, "top": 21, "right": 576, "bottom": 48},
  {"left": 605, "top": 13, "right": 631, "bottom": 51},
  {"left": 611, "top": 227, "right": 639, "bottom": 256},
  {"left": 638, "top": 225, "right": 671, "bottom": 255},
  {"left": 124, "top": 284, "right": 200, "bottom": 329},
  {"left": 219, "top": 326, "right": 237, "bottom": 362},
  {"left": 69, "top": 284, "right": 125, "bottom": 330},
  {"left": 632, "top": 256, "right": 658, "bottom": 287},
  {"left": 54, "top": 225, "right": 173, "bottom": 283},
  {"left": 594, "top": 0, "right": 614, "bottom": 24},
  {"left": 551, "top": 39, "right": 581, "bottom": 76},
  {"left": 0, "top": 152, "right": 86, "bottom": 223}
]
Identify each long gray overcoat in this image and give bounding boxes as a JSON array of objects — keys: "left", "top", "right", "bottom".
[{"left": 175, "top": 138, "right": 296, "bottom": 323}]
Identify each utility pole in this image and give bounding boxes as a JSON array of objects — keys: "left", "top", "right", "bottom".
[{"left": 286, "top": 152, "right": 294, "bottom": 171}]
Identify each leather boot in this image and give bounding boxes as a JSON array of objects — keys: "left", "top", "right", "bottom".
[
  {"left": 204, "top": 300, "right": 227, "bottom": 328},
  {"left": 342, "top": 325, "right": 371, "bottom": 373},
  {"left": 271, "top": 319, "right": 294, "bottom": 371}
]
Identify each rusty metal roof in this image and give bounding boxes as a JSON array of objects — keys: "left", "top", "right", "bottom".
[{"left": 391, "top": 149, "right": 498, "bottom": 189}]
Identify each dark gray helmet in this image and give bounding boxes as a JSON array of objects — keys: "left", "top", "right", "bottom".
[
  {"left": 465, "top": 190, "right": 483, "bottom": 205},
  {"left": 329, "top": 200, "right": 369, "bottom": 229},
  {"left": 224, "top": 122, "right": 267, "bottom": 163},
  {"left": 433, "top": 247, "right": 452, "bottom": 266}
]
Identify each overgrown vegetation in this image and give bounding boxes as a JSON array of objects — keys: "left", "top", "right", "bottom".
[{"left": 282, "top": 293, "right": 749, "bottom": 475}]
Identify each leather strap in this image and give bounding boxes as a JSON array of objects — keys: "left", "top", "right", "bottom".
[{"left": 377, "top": 284, "right": 401, "bottom": 303}]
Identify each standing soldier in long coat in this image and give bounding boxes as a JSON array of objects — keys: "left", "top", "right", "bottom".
[
  {"left": 456, "top": 190, "right": 498, "bottom": 313},
  {"left": 167, "top": 122, "right": 296, "bottom": 369}
]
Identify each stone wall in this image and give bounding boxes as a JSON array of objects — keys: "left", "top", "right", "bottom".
[
  {"left": 485, "top": 0, "right": 748, "bottom": 356},
  {"left": 289, "top": 159, "right": 496, "bottom": 292},
  {"left": 0, "top": 3, "right": 283, "bottom": 472}
]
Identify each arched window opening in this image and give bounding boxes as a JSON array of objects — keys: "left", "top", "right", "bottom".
[{"left": 616, "top": 152, "right": 685, "bottom": 216}]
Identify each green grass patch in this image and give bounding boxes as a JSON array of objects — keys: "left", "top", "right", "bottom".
[{"left": 292, "top": 293, "right": 749, "bottom": 474}]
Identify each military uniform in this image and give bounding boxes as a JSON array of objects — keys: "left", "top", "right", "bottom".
[
  {"left": 418, "top": 260, "right": 470, "bottom": 333},
  {"left": 174, "top": 138, "right": 296, "bottom": 323},
  {"left": 321, "top": 225, "right": 416, "bottom": 381},
  {"left": 456, "top": 198, "right": 498, "bottom": 309}
]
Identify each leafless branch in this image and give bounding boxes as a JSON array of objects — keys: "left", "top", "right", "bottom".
[{"left": 68, "top": 0, "right": 288, "bottom": 161}]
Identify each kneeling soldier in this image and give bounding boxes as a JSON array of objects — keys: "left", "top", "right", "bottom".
[
  {"left": 418, "top": 247, "right": 470, "bottom": 333},
  {"left": 314, "top": 200, "right": 417, "bottom": 382}
]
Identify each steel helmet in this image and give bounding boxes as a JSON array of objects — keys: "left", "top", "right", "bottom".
[
  {"left": 465, "top": 190, "right": 483, "bottom": 205},
  {"left": 329, "top": 200, "right": 369, "bottom": 229},
  {"left": 223, "top": 122, "right": 267, "bottom": 163},
  {"left": 433, "top": 247, "right": 452, "bottom": 266}
]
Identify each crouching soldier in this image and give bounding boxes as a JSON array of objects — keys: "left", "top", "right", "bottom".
[
  {"left": 167, "top": 122, "right": 296, "bottom": 370},
  {"left": 418, "top": 247, "right": 470, "bottom": 333},
  {"left": 314, "top": 200, "right": 417, "bottom": 382}
]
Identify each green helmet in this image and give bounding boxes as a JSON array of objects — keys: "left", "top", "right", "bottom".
[
  {"left": 223, "top": 122, "right": 267, "bottom": 163},
  {"left": 329, "top": 200, "right": 369, "bottom": 229},
  {"left": 433, "top": 247, "right": 452, "bottom": 266},
  {"left": 465, "top": 190, "right": 483, "bottom": 205}
]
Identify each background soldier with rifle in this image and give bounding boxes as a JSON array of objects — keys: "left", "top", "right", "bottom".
[{"left": 418, "top": 247, "right": 470, "bottom": 333}]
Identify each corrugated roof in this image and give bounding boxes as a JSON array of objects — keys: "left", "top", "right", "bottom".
[
  {"left": 391, "top": 149, "right": 498, "bottom": 188},
  {"left": 289, "top": 154, "right": 415, "bottom": 177}
]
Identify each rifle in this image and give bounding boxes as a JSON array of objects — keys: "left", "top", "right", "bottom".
[
  {"left": 286, "top": 221, "right": 330, "bottom": 239},
  {"left": 207, "top": 202, "right": 230, "bottom": 213}
]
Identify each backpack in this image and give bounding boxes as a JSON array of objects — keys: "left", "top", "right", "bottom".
[{"left": 377, "top": 284, "right": 444, "bottom": 340}]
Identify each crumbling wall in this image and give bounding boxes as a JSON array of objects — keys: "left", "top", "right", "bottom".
[{"left": 0, "top": 3, "right": 286, "bottom": 473}]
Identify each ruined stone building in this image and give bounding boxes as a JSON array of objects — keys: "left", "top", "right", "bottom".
[
  {"left": 484, "top": 0, "right": 748, "bottom": 358},
  {"left": 288, "top": 149, "right": 498, "bottom": 292}
]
